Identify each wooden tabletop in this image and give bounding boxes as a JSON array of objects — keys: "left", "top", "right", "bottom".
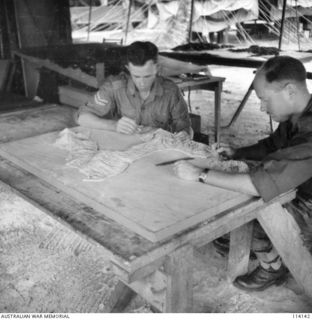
[{"left": 0, "top": 128, "right": 251, "bottom": 243}]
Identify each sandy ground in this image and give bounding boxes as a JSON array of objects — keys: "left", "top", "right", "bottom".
[{"left": 1, "top": 63, "right": 312, "bottom": 314}]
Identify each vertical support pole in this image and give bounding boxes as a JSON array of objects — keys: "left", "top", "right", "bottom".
[
  {"left": 164, "top": 245, "right": 193, "bottom": 312},
  {"left": 95, "top": 62, "right": 105, "bottom": 86},
  {"left": 13, "top": 0, "right": 40, "bottom": 98},
  {"left": 0, "top": 0, "right": 5, "bottom": 58},
  {"left": 228, "top": 222, "right": 254, "bottom": 281},
  {"left": 87, "top": 0, "right": 93, "bottom": 42},
  {"left": 187, "top": 0, "right": 195, "bottom": 43},
  {"left": 295, "top": 0, "right": 301, "bottom": 51},
  {"left": 222, "top": 82, "right": 254, "bottom": 129},
  {"left": 124, "top": 0, "right": 132, "bottom": 45},
  {"left": 110, "top": 280, "right": 137, "bottom": 312},
  {"left": 258, "top": 202, "right": 312, "bottom": 299},
  {"left": 278, "top": 0, "right": 287, "bottom": 52},
  {"left": 214, "top": 81, "right": 222, "bottom": 144}
]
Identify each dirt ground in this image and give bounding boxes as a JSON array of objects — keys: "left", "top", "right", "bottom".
[{"left": 1, "top": 63, "right": 312, "bottom": 314}]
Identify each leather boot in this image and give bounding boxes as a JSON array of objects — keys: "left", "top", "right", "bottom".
[{"left": 233, "top": 264, "right": 289, "bottom": 291}]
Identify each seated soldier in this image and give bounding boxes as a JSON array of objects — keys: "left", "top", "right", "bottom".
[
  {"left": 76, "top": 41, "right": 191, "bottom": 135},
  {"left": 173, "top": 55, "right": 312, "bottom": 291}
]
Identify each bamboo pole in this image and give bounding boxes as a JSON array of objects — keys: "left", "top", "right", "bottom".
[
  {"left": 295, "top": 0, "right": 301, "bottom": 51},
  {"left": 87, "top": 0, "right": 93, "bottom": 41},
  {"left": 124, "top": 0, "right": 133, "bottom": 45},
  {"left": 188, "top": 0, "right": 195, "bottom": 43},
  {"left": 278, "top": 0, "right": 287, "bottom": 52}
]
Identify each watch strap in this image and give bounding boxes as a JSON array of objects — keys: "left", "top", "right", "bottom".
[{"left": 199, "top": 168, "right": 210, "bottom": 183}]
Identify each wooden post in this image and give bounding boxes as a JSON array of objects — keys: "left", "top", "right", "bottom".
[
  {"left": 95, "top": 62, "right": 105, "bottom": 86},
  {"left": 110, "top": 280, "right": 137, "bottom": 312},
  {"left": 124, "top": 0, "right": 132, "bottom": 45},
  {"left": 228, "top": 221, "right": 254, "bottom": 281},
  {"left": 278, "top": 0, "right": 287, "bottom": 52},
  {"left": 295, "top": 0, "right": 301, "bottom": 51},
  {"left": 187, "top": 0, "right": 195, "bottom": 43},
  {"left": 258, "top": 202, "right": 312, "bottom": 299},
  {"left": 164, "top": 245, "right": 193, "bottom": 312},
  {"left": 214, "top": 80, "right": 222, "bottom": 144},
  {"left": 87, "top": 0, "right": 93, "bottom": 42}
]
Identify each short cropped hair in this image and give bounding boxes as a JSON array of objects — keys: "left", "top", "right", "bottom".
[
  {"left": 260, "top": 56, "right": 307, "bottom": 83},
  {"left": 126, "top": 41, "right": 158, "bottom": 66}
]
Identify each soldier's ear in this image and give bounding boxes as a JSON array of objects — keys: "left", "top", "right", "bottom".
[
  {"left": 156, "top": 63, "right": 162, "bottom": 76},
  {"left": 285, "top": 82, "right": 296, "bottom": 98}
]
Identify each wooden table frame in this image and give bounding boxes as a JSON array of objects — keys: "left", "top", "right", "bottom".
[{"left": 1, "top": 156, "right": 311, "bottom": 312}]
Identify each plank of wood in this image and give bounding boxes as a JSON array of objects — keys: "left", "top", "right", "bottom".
[
  {"left": 58, "top": 85, "right": 94, "bottom": 108},
  {"left": 14, "top": 52, "right": 98, "bottom": 89},
  {"left": 258, "top": 202, "right": 312, "bottom": 299},
  {"left": 110, "top": 280, "right": 137, "bottom": 313},
  {"left": 124, "top": 245, "right": 194, "bottom": 312},
  {"left": 0, "top": 60, "right": 11, "bottom": 91},
  {"left": 21, "top": 59, "right": 40, "bottom": 98},
  {"left": 164, "top": 245, "right": 193, "bottom": 312},
  {"left": 126, "top": 270, "right": 167, "bottom": 312},
  {"left": 0, "top": 128, "right": 251, "bottom": 242},
  {"left": 112, "top": 256, "right": 167, "bottom": 283},
  {"left": 228, "top": 222, "right": 254, "bottom": 281},
  {"left": 95, "top": 62, "right": 105, "bottom": 86}
]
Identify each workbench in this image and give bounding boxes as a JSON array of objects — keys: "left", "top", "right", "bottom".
[{"left": 0, "top": 127, "right": 311, "bottom": 312}]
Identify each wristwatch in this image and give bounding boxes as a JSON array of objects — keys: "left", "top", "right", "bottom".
[{"left": 198, "top": 168, "right": 210, "bottom": 183}]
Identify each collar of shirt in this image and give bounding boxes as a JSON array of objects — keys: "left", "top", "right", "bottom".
[
  {"left": 126, "top": 74, "right": 164, "bottom": 101},
  {"left": 293, "top": 95, "right": 312, "bottom": 133},
  {"left": 288, "top": 94, "right": 312, "bottom": 134}
]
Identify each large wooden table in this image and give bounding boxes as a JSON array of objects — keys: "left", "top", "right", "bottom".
[{"left": 0, "top": 128, "right": 311, "bottom": 312}]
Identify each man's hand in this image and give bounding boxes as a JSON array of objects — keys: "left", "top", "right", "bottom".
[
  {"left": 116, "top": 117, "right": 139, "bottom": 135},
  {"left": 175, "top": 130, "right": 191, "bottom": 142},
  {"left": 214, "top": 143, "right": 236, "bottom": 160},
  {"left": 137, "top": 125, "right": 155, "bottom": 134},
  {"left": 173, "top": 161, "right": 202, "bottom": 181}
]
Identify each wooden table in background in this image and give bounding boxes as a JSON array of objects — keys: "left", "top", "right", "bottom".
[
  {"left": 0, "top": 128, "right": 311, "bottom": 312},
  {"left": 172, "top": 75, "right": 225, "bottom": 144}
]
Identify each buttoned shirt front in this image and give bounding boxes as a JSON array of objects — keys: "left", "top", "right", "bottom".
[{"left": 78, "top": 72, "right": 191, "bottom": 133}]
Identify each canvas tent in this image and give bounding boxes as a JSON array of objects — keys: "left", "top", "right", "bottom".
[{"left": 71, "top": 0, "right": 259, "bottom": 48}]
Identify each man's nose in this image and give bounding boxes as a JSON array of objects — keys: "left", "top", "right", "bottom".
[{"left": 137, "top": 78, "right": 145, "bottom": 86}]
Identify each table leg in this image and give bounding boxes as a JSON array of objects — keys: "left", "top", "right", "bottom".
[
  {"left": 21, "top": 59, "right": 40, "bottom": 98},
  {"left": 214, "top": 82, "right": 222, "bottom": 144},
  {"left": 163, "top": 244, "right": 194, "bottom": 312},
  {"left": 110, "top": 280, "right": 137, "bottom": 312},
  {"left": 114, "top": 244, "right": 194, "bottom": 313},
  {"left": 228, "top": 222, "right": 254, "bottom": 281},
  {"left": 257, "top": 202, "right": 312, "bottom": 298}
]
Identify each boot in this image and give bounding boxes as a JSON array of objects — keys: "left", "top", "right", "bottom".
[{"left": 233, "top": 264, "right": 288, "bottom": 291}]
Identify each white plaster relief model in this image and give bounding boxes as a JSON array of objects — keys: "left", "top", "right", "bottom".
[
  {"left": 55, "top": 128, "right": 249, "bottom": 181},
  {"left": 54, "top": 128, "right": 98, "bottom": 168}
]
